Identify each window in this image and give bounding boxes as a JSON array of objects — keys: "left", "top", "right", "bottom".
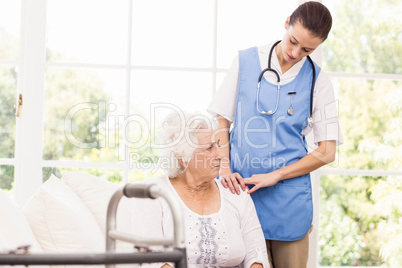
[
  {"left": 0, "top": 0, "right": 20, "bottom": 194},
  {"left": 1, "top": 0, "right": 297, "bottom": 200},
  {"left": 316, "top": 0, "right": 402, "bottom": 266},
  {"left": 40, "top": 0, "right": 299, "bottom": 187}
]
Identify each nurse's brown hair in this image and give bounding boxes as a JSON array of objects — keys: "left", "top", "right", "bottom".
[{"left": 289, "top": 1, "right": 332, "bottom": 41}]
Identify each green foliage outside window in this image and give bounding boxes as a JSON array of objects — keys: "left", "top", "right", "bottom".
[
  {"left": 0, "top": 27, "right": 18, "bottom": 192},
  {"left": 320, "top": 0, "right": 401, "bottom": 266}
]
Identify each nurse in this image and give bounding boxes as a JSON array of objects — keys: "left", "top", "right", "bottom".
[{"left": 207, "top": 2, "right": 343, "bottom": 268}]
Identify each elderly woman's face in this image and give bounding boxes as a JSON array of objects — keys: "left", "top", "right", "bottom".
[{"left": 186, "top": 130, "right": 222, "bottom": 180}]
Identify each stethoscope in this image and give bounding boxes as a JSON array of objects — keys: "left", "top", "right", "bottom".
[{"left": 256, "top": 40, "right": 316, "bottom": 127}]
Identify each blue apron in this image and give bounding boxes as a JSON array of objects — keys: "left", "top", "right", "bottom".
[{"left": 230, "top": 47, "right": 320, "bottom": 241}]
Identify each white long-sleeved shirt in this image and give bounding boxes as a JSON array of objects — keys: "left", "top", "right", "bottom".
[{"left": 130, "top": 175, "right": 269, "bottom": 268}]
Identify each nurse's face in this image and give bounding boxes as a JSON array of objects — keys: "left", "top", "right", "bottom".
[{"left": 281, "top": 18, "right": 323, "bottom": 63}]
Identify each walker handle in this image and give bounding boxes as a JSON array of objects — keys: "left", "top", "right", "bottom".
[{"left": 123, "top": 183, "right": 155, "bottom": 199}]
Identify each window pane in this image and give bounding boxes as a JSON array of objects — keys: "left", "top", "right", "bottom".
[
  {"left": 320, "top": 175, "right": 402, "bottom": 266},
  {"left": 0, "top": 165, "right": 14, "bottom": 192},
  {"left": 217, "top": 0, "right": 297, "bottom": 69},
  {"left": 0, "top": 0, "right": 20, "bottom": 60},
  {"left": 43, "top": 167, "right": 123, "bottom": 184},
  {"left": 329, "top": 78, "right": 401, "bottom": 171},
  {"left": 126, "top": 70, "right": 213, "bottom": 177},
  {"left": 131, "top": 0, "right": 214, "bottom": 68},
  {"left": 46, "top": 0, "right": 129, "bottom": 64},
  {"left": 131, "top": 70, "right": 213, "bottom": 114},
  {"left": 0, "top": 65, "right": 17, "bottom": 158},
  {"left": 128, "top": 167, "right": 164, "bottom": 183},
  {"left": 323, "top": 0, "right": 402, "bottom": 74},
  {"left": 42, "top": 166, "right": 62, "bottom": 181},
  {"left": 44, "top": 67, "right": 126, "bottom": 162}
]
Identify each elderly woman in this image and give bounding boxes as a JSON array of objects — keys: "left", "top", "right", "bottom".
[{"left": 132, "top": 111, "right": 269, "bottom": 268}]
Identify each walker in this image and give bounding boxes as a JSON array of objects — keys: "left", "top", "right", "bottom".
[{"left": 0, "top": 183, "right": 187, "bottom": 267}]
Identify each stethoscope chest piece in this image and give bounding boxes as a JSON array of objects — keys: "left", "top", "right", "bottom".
[
  {"left": 287, "top": 91, "right": 296, "bottom": 116},
  {"left": 256, "top": 41, "right": 316, "bottom": 121}
]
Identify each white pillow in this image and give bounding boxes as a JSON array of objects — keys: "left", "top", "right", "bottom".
[
  {"left": 23, "top": 175, "right": 104, "bottom": 253},
  {"left": 61, "top": 171, "right": 134, "bottom": 251},
  {"left": 61, "top": 171, "right": 133, "bottom": 234},
  {"left": 0, "top": 189, "right": 42, "bottom": 253},
  {"left": 0, "top": 232, "right": 8, "bottom": 252}
]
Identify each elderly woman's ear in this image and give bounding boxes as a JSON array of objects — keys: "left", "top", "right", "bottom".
[
  {"left": 176, "top": 155, "right": 189, "bottom": 169},
  {"left": 176, "top": 155, "right": 184, "bottom": 165},
  {"left": 176, "top": 155, "right": 192, "bottom": 176}
]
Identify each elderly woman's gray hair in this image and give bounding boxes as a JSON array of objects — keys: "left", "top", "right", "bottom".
[{"left": 157, "top": 110, "right": 218, "bottom": 177}]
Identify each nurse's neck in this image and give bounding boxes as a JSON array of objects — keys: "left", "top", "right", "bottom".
[{"left": 275, "top": 43, "right": 300, "bottom": 74}]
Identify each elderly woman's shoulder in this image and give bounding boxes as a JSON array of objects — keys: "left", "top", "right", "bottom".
[{"left": 216, "top": 179, "right": 253, "bottom": 204}]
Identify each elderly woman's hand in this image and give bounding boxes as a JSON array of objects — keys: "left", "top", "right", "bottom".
[{"left": 220, "top": 172, "right": 247, "bottom": 195}]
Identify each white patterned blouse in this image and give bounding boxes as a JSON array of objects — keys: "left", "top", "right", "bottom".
[{"left": 130, "top": 175, "right": 269, "bottom": 268}]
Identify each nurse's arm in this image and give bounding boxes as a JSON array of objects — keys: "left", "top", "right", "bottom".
[
  {"left": 280, "top": 139, "right": 337, "bottom": 177},
  {"left": 245, "top": 140, "right": 336, "bottom": 194},
  {"left": 216, "top": 115, "right": 247, "bottom": 194}
]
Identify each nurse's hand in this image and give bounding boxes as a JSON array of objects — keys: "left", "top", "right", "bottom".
[
  {"left": 244, "top": 173, "right": 280, "bottom": 194},
  {"left": 220, "top": 172, "right": 247, "bottom": 195}
]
